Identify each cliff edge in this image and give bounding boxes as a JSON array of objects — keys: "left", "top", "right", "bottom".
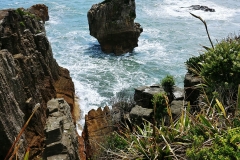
[{"left": 0, "top": 5, "right": 79, "bottom": 159}]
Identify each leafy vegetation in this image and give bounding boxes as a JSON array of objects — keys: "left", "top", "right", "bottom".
[
  {"left": 100, "top": 32, "right": 240, "bottom": 159},
  {"left": 152, "top": 92, "right": 167, "bottom": 121},
  {"left": 161, "top": 75, "right": 175, "bottom": 87},
  {"left": 19, "top": 21, "right": 25, "bottom": 27}
]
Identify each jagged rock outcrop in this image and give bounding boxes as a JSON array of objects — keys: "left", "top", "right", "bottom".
[
  {"left": 83, "top": 106, "right": 113, "bottom": 159},
  {"left": 190, "top": 5, "right": 215, "bottom": 12},
  {"left": 0, "top": 5, "right": 78, "bottom": 159},
  {"left": 132, "top": 85, "right": 184, "bottom": 125},
  {"left": 43, "top": 98, "right": 80, "bottom": 160},
  {"left": 27, "top": 4, "right": 49, "bottom": 23},
  {"left": 87, "top": 0, "right": 143, "bottom": 55}
]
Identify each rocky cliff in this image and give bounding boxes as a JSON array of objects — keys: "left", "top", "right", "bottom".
[
  {"left": 87, "top": 0, "right": 143, "bottom": 55},
  {"left": 0, "top": 5, "right": 79, "bottom": 159},
  {"left": 82, "top": 106, "right": 113, "bottom": 159},
  {"left": 43, "top": 98, "right": 80, "bottom": 159}
]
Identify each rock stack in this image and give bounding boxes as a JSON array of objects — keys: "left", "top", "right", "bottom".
[{"left": 87, "top": 0, "right": 143, "bottom": 55}]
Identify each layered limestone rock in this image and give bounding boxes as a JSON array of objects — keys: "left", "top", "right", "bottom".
[
  {"left": 83, "top": 106, "right": 113, "bottom": 159},
  {"left": 0, "top": 5, "right": 78, "bottom": 159},
  {"left": 132, "top": 85, "right": 184, "bottom": 125},
  {"left": 87, "top": 0, "right": 143, "bottom": 55},
  {"left": 43, "top": 98, "right": 80, "bottom": 160}
]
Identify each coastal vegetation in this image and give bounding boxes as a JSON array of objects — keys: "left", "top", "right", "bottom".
[{"left": 98, "top": 19, "right": 240, "bottom": 159}]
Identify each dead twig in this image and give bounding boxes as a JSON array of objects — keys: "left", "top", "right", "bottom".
[{"left": 190, "top": 12, "right": 214, "bottom": 50}]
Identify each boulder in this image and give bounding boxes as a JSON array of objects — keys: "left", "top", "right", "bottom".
[
  {"left": 134, "top": 85, "right": 165, "bottom": 109},
  {"left": 0, "top": 5, "right": 77, "bottom": 159},
  {"left": 87, "top": 0, "right": 143, "bottom": 55},
  {"left": 43, "top": 98, "right": 80, "bottom": 160},
  {"left": 130, "top": 105, "right": 153, "bottom": 124}
]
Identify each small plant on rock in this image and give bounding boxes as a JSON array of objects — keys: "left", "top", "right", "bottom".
[{"left": 161, "top": 75, "right": 175, "bottom": 93}]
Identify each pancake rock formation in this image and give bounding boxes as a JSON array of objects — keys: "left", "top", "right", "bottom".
[
  {"left": 87, "top": 0, "right": 143, "bottom": 55},
  {"left": 0, "top": 5, "right": 79, "bottom": 159}
]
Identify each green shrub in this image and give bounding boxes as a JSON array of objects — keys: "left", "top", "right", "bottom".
[
  {"left": 186, "top": 127, "right": 240, "bottom": 160},
  {"left": 105, "top": 132, "right": 128, "bottom": 151},
  {"left": 152, "top": 92, "right": 167, "bottom": 120},
  {"left": 185, "top": 54, "right": 205, "bottom": 74},
  {"left": 16, "top": 8, "right": 26, "bottom": 16},
  {"left": 161, "top": 75, "right": 175, "bottom": 93},
  {"left": 200, "top": 37, "right": 240, "bottom": 86}
]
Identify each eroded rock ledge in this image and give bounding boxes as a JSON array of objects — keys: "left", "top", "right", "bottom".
[
  {"left": 0, "top": 5, "right": 79, "bottom": 159},
  {"left": 43, "top": 98, "right": 80, "bottom": 160},
  {"left": 87, "top": 0, "right": 143, "bottom": 55}
]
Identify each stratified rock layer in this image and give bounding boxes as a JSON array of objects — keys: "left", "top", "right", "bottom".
[
  {"left": 87, "top": 0, "right": 143, "bottom": 55},
  {"left": 0, "top": 5, "right": 78, "bottom": 159},
  {"left": 43, "top": 98, "right": 80, "bottom": 160},
  {"left": 83, "top": 106, "right": 113, "bottom": 159}
]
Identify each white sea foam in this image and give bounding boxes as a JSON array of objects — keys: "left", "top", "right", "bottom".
[
  {"left": 1, "top": 0, "right": 240, "bottom": 135},
  {"left": 141, "top": 0, "right": 238, "bottom": 21}
]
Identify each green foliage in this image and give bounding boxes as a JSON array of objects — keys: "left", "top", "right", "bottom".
[
  {"left": 185, "top": 54, "right": 205, "bottom": 74},
  {"left": 16, "top": 8, "right": 26, "bottom": 16},
  {"left": 161, "top": 75, "right": 175, "bottom": 88},
  {"left": 186, "top": 127, "right": 240, "bottom": 160},
  {"left": 105, "top": 132, "right": 128, "bottom": 151},
  {"left": 104, "top": 90, "right": 240, "bottom": 159},
  {"left": 152, "top": 92, "right": 167, "bottom": 120},
  {"left": 185, "top": 36, "right": 240, "bottom": 110},
  {"left": 201, "top": 37, "right": 240, "bottom": 85},
  {"left": 19, "top": 21, "right": 25, "bottom": 27}
]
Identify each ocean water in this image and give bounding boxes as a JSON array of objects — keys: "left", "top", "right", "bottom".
[{"left": 1, "top": 0, "right": 240, "bottom": 133}]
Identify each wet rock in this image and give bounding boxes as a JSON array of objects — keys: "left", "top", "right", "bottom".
[
  {"left": 190, "top": 5, "right": 215, "bottom": 12},
  {"left": 87, "top": 0, "right": 143, "bottom": 55}
]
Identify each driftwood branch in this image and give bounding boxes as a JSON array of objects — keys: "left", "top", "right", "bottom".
[{"left": 190, "top": 12, "right": 214, "bottom": 49}]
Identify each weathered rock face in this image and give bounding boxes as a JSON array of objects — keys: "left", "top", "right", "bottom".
[
  {"left": 134, "top": 85, "right": 165, "bottom": 109},
  {"left": 83, "top": 106, "right": 113, "bottom": 159},
  {"left": 27, "top": 4, "right": 49, "bottom": 23},
  {"left": 184, "top": 73, "right": 202, "bottom": 106},
  {"left": 132, "top": 85, "right": 184, "bottom": 125},
  {"left": 43, "top": 98, "right": 80, "bottom": 160},
  {"left": 0, "top": 5, "right": 77, "bottom": 159},
  {"left": 87, "top": 0, "right": 143, "bottom": 55}
]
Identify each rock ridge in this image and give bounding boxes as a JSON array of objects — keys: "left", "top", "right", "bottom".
[{"left": 0, "top": 5, "right": 79, "bottom": 159}]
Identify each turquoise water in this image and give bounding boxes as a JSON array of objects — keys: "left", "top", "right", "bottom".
[{"left": 1, "top": 0, "right": 240, "bottom": 132}]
